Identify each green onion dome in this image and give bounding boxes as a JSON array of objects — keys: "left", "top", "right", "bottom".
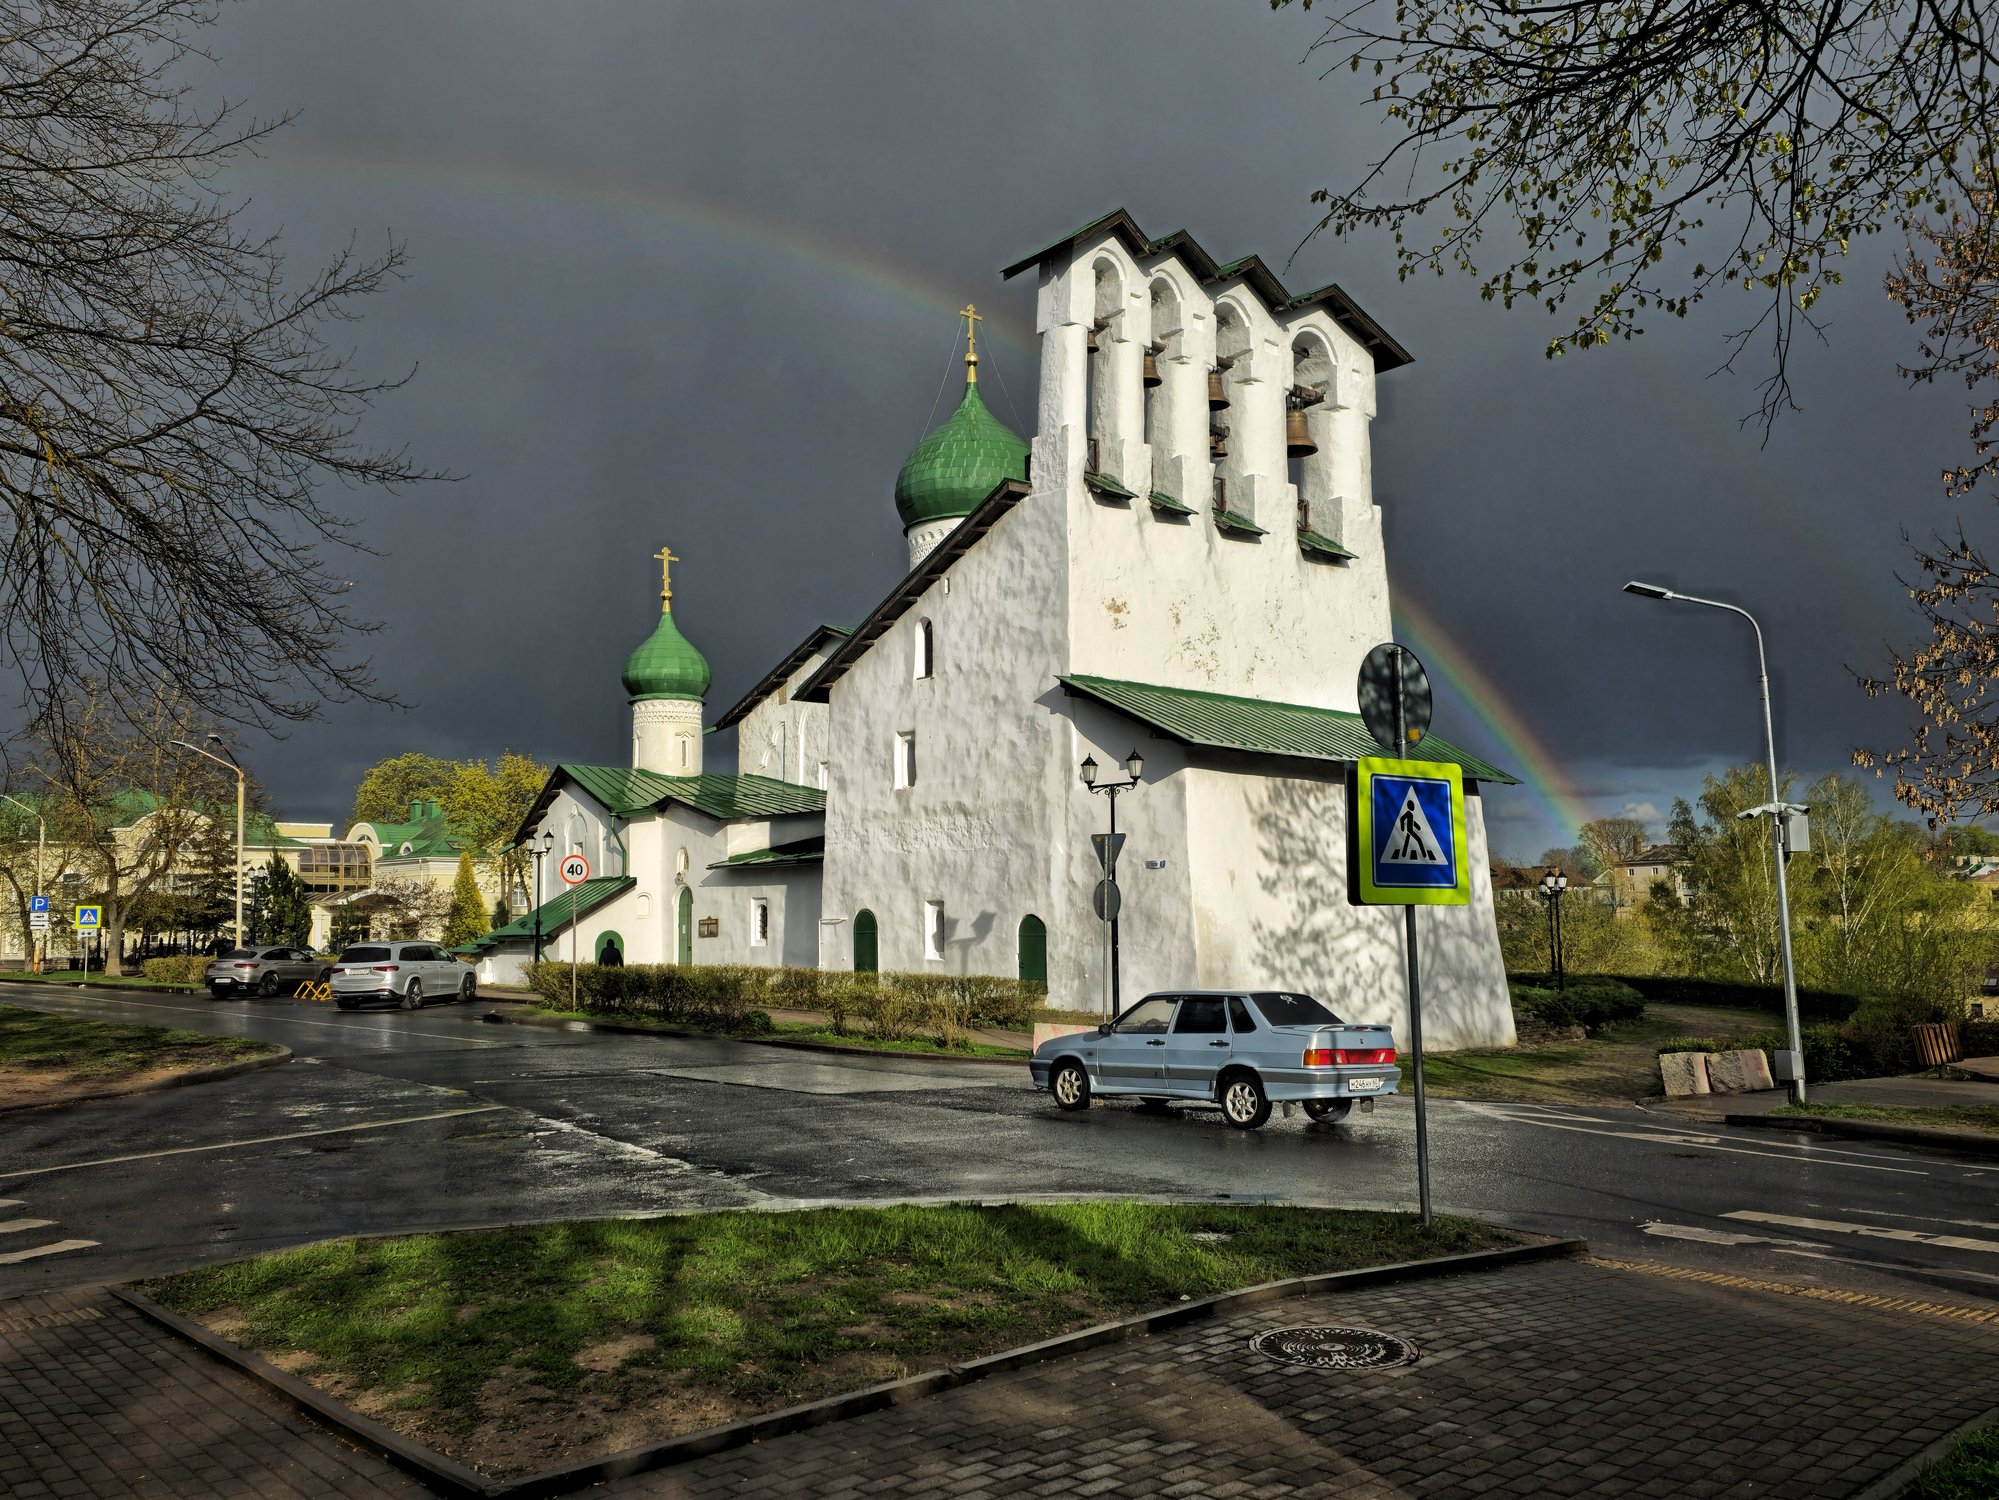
[
  {"left": 893, "top": 377, "right": 1029, "bottom": 530},
  {"left": 621, "top": 607, "right": 711, "bottom": 703}
]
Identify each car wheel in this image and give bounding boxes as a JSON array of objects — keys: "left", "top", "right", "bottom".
[
  {"left": 1051, "top": 1060, "right": 1091, "bottom": 1111},
  {"left": 1305, "top": 1099, "right": 1353, "bottom": 1124},
  {"left": 207, "top": 985, "right": 228, "bottom": 1000},
  {"left": 400, "top": 979, "right": 423, "bottom": 1011},
  {"left": 1220, "top": 1072, "right": 1272, "bottom": 1130},
  {"left": 459, "top": 974, "right": 476, "bottom": 1003},
  {"left": 258, "top": 972, "right": 280, "bottom": 998},
  {"left": 316, "top": 967, "right": 333, "bottom": 984}
]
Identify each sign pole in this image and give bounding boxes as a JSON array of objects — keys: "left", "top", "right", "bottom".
[{"left": 1395, "top": 651, "right": 1433, "bottom": 1228}]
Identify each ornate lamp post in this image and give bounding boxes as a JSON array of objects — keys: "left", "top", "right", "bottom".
[
  {"left": 1080, "top": 747, "right": 1144, "bottom": 1017},
  {"left": 1538, "top": 868, "right": 1569, "bottom": 992},
  {"left": 529, "top": 829, "right": 554, "bottom": 963}
]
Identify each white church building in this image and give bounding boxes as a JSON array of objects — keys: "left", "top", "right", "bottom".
[{"left": 466, "top": 208, "right": 1518, "bottom": 1050}]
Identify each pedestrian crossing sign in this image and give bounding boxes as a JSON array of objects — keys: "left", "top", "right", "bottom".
[
  {"left": 1352, "top": 758, "right": 1470, "bottom": 906},
  {"left": 74, "top": 905, "right": 101, "bottom": 929}
]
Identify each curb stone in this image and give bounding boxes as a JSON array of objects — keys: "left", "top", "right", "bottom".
[
  {"left": 480, "top": 1004, "right": 1027, "bottom": 1067},
  {"left": 1725, "top": 1110, "right": 1999, "bottom": 1159},
  {"left": 113, "top": 1233, "right": 1585, "bottom": 1500},
  {"left": 0, "top": 1044, "right": 291, "bottom": 1117}
]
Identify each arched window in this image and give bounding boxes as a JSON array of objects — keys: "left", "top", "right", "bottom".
[
  {"left": 1289, "top": 333, "right": 1335, "bottom": 536},
  {"left": 1086, "top": 258, "right": 1124, "bottom": 479},
  {"left": 914, "top": 618, "right": 933, "bottom": 680},
  {"left": 853, "top": 909, "right": 878, "bottom": 973},
  {"left": 1018, "top": 914, "right": 1047, "bottom": 993},
  {"left": 676, "top": 887, "right": 694, "bottom": 966},
  {"left": 1212, "top": 303, "right": 1252, "bottom": 522},
  {"left": 1145, "top": 278, "right": 1182, "bottom": 493}
]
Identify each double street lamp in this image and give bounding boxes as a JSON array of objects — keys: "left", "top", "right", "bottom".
[
  {"left": 1080, "top": 748, "right": 1144, "bottom": 1017},
  {"left": 1538, "top": 868, "right": 1569, "bottom": 992},
  {"left": 527, "top": 829, "right": 555, "bottom": 963},
  {"left": 171, "top": 735, "right": 246, "bottom": 948},
  {"left": 1623, "top": 580, "right": 1806, "bottom": 1102}
]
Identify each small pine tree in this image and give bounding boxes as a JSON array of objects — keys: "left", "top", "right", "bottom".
[
  {"left": 257, "top": 856, "right": 315, "bottom": 947},
  {"left": 442, "top": 850, "right": 489, "bottom": 949},
  {"left": 491, "top": 896, "right": 510, "bottom": 930}
]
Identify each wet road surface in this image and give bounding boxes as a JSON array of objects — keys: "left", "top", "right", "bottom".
[{"left": 2, "top": 981, "right": 1996, "bottom": 1308}]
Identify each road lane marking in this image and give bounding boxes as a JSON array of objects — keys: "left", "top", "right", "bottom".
[
  {"left": 0, "top": 1219, "right": 55, "bottom": 1235},
  {"left": 1640, "top": 1221, "right": 1823, "bottom": 1248},
  {"left": 1476, "top": 1104, "right": 1934, "bottom": 1165},
  {"left": 1464, "top": 1107, "right": 1927, "bottom": 1174},
  {"left": 0, "top": 1104, "right": 508, "bottom": 1181},
  {"left": 1844, "top": 1208, "right": 1999, "bottom": 1232},
  {"left": 1586, "top": 1256, "right": 1999, "bottom": 1323},
  {"left": 1723, "top": 1209, "right": 1999, "bottom": 1254},
  {"left": 0, "top": 1239, "right": 98, "bottom": 1265}
]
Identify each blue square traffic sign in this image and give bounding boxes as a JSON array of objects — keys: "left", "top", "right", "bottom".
[
  {"left": 28, "top": 894, "right": 48, "bottom": 913},
  {"left": 1353, "top": 757, "right": 1470, "bottom": 906}
]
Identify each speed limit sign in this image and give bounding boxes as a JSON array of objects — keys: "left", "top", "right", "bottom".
[{"left": 558, "top": 853, "right": 590, "bottom": 886}]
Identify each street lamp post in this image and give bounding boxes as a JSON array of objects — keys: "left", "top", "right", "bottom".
[
  {"left": 1080, "top": 748, "right": 1144, "bottom": 1018},
  {"left": 529, "top": 830, "right": 554, "bottom": 963},
  {"left": 1, "top": 793, "right": 46, "bottom": 973},
  {"left": 1538, "top": 869, "right": 1569, "bottom": 992},
  {"left": 172, "top": 736, "right": 246, "bottom": 948},
  {"left": 1623, "top": 581, "right": 1806, "bottom": 1102}
]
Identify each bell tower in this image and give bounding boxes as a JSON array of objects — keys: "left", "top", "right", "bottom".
[{"left": 621, "top": 544, "right": 711, "bottom": 776}]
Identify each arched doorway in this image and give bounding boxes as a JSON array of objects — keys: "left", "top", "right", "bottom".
[
  {"left": 595, "top": 931, "right": 624, "bottom": 965},
  {"left": 1017, "top": 915, "right": 1047, "bottom": 993},
  {"left": 676, "top": 888, "right": 693, "bottom": 967},
  {"left": 853, "top": 909, "right": 878, "bottom": 973}
]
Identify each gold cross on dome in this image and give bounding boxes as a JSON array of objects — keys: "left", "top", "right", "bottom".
[
  {"left": 653, "top": 545, "right": 679, "bottom": 612},
  {"left": 960, "top": 303, "right": 982, "bottom": 382}
]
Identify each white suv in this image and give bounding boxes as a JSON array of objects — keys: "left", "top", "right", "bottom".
[{"left": 329, "top": 941, "right": 476, "bottom": 1010}]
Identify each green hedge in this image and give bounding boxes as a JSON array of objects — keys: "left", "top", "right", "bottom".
[
  {"left": 521, "top": 961, "right": 1039, "bottom": 1046},
  {"left": 1508, "top": 978, "right": 1644, "bottom": 1036},
  {"left": 1606, "top": 974, "right": 1863, "bottom": 1022},
  {"left": 141, "top": 955, "right": 210, "bottom": 986},
  {"left": 1656, "top": 1000, "right": 1954, "bottom": 1082}
]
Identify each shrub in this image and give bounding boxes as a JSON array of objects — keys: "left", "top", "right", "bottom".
[
  {"left": 142, "top": 955, "right": 210, "bottom": 986},
  {"left": 1965, "top": 1018, "right": 1999, "bottom": 1058},
  {"left": 1509, "top": 979, "right": 1644, "bottom": 1036},
  {"left": 1607, "top": 973, "right": 1863, "bottom": 1022}
]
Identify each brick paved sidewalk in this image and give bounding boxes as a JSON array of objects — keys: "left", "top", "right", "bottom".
[
  {"left": 0, "top": 1286, "right": 427, "bottom": 1499},
  {"left": 608, "top": 1258, "right": 1999, "bottom": 1500}
]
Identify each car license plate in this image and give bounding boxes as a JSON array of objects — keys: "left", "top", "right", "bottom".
[{"left": 1347, "top": 1077, "right": 1384, "bottom": 1093}]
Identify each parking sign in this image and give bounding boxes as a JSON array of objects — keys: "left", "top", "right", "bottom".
[{"left": 1351, "top": 758, "right": 1470, "bottom": 906}]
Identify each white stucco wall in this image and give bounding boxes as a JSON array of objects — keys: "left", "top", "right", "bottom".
[{"left": 735, "top": 650, "right": 836, "bottom": 787}]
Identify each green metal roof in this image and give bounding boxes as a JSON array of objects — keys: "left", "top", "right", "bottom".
[
  {"left": 707, "top": 835, "right": 826, "bottom": 870},
  {"left": 894, "top": 378, "right": 1029, "bottom": 529},
  {"left": 1148, "top": 490, "right": 1195, "bottom": 516},
  {"left": 358, "top": 804, "right": 467, "bottom": 861},
  {"left": 1298, "top": 528, "right": 1356, "bottom": 561},
  {"left": 713, "top": 624, "right": 853, "bottom": 730},
  {"left": 519, "top": 765, "right": 827, "bottom": 842},
  {"left": 457, "top": 875, "right": 634, "bottom": 952},
  {"left": 621, "top": 608, "right": 712, "bottom": 703},
  {"left": 1214, "top": 508, "right": 1266, "bottom": 537},
  {"left": 1084, "top": 471, "right": 1138, "bottom": 501},
  {"left": 1059, "top": 674, "right": 1518, "bottom": 783}
]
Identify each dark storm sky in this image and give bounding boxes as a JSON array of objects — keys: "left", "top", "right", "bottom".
[{"left": 199, "top": 1, "right": 1967, "bottom": 859}]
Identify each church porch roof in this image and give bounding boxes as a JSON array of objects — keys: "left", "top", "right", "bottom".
[
  {"left": 1058, "top": 674, "right": 1517, "bottom": 784},
  {"left": 456, "top": 875, "right": 635, "bottom": 953},
  {"left": 707, "top": 835, "right": 826, "bottom": 870},
  {"left": 513, "top": 765, "right": 827, "bottom": 845}
]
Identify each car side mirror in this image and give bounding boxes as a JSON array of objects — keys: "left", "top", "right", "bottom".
[{"left": 1098, "top": 1023, "right": 1113, "bottom": 1036}]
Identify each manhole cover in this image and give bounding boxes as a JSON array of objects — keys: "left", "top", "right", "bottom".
[{"left": 1249, "top": 1326, "right": 1418, "bottom": 1369}]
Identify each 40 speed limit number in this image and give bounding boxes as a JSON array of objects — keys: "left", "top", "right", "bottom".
[{"left": 558, "top": 854, "right": 590, "bottom": 886}]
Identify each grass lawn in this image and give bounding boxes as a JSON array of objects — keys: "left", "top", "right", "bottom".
[
  {"left": 1405, "top": 1003, "right": 1779, "bottom": 1104},
  {"left": 0, "top": 969, "right": 194, "bottom": 990},
  {"left": 1773, "top": 1101, "right": 1999, "bottom": 1136},
  {"left": 141, "top": 1203, "right": 1512, "bottom": 1479},
  {"left": 525, "top": 1006, "right": 1027, "bottom": 1059},
  {"left": 0, "top": 1002, "right": 276, "bottom": 1107},
  {"left": 1901, "top": 1421, "right": 1999, "bottom": 1498}
]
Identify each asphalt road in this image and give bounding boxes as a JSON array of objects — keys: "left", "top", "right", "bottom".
[{"left": 3, "top": 981, "right": 1997, "bottom": 1308}]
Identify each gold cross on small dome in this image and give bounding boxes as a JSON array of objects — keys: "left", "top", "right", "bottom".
[
  {"left": 653, "top": 545, "right": 679, "bottom": 612},
  {"left": 960, "top": 303, "right": 981, "bottom": 382}
]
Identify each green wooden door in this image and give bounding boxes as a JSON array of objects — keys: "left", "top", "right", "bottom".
[
  {"left": 676, "top": 888, "right": 693, "bottom": 966},
  {"left": 1017, "top": 914, "right": 1047, "bottom": 993},
  {"left": 853, "top": 909, "right": 878, "bottom": 973}
]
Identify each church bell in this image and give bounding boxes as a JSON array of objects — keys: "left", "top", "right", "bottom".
[
  {"left": 1209, "top": 423, "right": 1228, "bottom": 459},
  {"left": 1285, "top": 404, "right": 1318, "bottom": 457},
  {"left": 1208, "top": 370, "right": 1229, "bottom": 409},
  {"left": 1143, "top": 347, "right": 1162, "bottom": 388}
]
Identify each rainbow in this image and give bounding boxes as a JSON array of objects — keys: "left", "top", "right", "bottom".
[
  {"left": 231, "top": 143, "right": 1041, "bottom": 355},
  {"left": 1390, "top": 589, "right": 1600, "bottom": 845}
]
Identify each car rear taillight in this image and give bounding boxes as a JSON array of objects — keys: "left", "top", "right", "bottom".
[
  {"left": 232, "top": 962, "right": 256, "bottom": 969},
  {"left": 1303, "top": 1047, "right": 1397, "bottom": 1066},
  {"left": 372, "top": 964, "right": 399, "bottom": 972}
]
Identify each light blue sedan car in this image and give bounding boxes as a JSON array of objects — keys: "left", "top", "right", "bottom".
[{"left": 1028, "top": 990, "right": 1399, "bottom": 1130}]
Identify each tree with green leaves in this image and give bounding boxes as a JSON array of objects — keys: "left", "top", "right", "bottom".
[
  {"left": 442, "top": 850, "right": 488, "bottom": 950},
  {"left": 249, "top": 855, "right": 313, "bottom": 947},
  {"left": 348, "top": 753, "right": 456, "bottom": 828}
]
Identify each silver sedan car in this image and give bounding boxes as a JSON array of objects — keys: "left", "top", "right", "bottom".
[
  {"left": 1028, "top": 990, "right": 1400, "bottom": 1130},
  {"left": 205, "top": 946, "right": 331, "bottom": 999}
]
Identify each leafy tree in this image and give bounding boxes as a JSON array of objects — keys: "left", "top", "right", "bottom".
[
  {"left": 369, "top": 876, "right": 448, "bottom": 941},
  {"left": 348, "top": 753, "right": 457, "bottom": 829},
  {"left": 328, "top": 904, "right": 371, "bottom": 952},
  {"left": 250, "top": 856, "right": 313, "bottom": 947},
  {"left": 1278, "top": 0, "right": 1996, "bottom": 432},
  {"left": 0, "top": 0, "right": 433, "bottom": 739},
  {"left": 442, "top": 850, "right": 488, "bottom": 950},
  {"left": 441, "top": 751, "right": 549, "bottom": 897},
  {"left": 491, "top": 896, "right": 511, "bottom": 930},
  {"left": 1537, "top": 845, "right": 1597, "bottom": 879}
]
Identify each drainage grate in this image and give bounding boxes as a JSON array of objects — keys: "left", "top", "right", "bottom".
[{"left": 1249, "top": 1325, "right": 1418, "bottom": 1369}]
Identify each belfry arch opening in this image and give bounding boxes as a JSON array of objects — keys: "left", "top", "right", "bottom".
[
  {"left": 1211, "top": 303, "right": 1251, "bottom": 519},
  {"left": 1086, "top": 258, "right": 1124, "bottom": 479},
  {"left": 1288, "top": 333, "right": 1335, "bottom": 534}
]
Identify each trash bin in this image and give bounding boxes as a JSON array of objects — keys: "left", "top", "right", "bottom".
[{"left": 1911, "top": 1022, "right": 1963, "bottom": 1076}]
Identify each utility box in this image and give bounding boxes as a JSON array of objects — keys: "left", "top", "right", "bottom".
[
  {"left": 1782, "top": 807, "right": 1811, "bottom": 855},
  {"left": 1771, "top": 1048, "right": 1803, "bottom": 1082}
]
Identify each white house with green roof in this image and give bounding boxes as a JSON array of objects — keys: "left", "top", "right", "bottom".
[{"left": 483, "top": 207, "right": 1516, "bottom": 1049}]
